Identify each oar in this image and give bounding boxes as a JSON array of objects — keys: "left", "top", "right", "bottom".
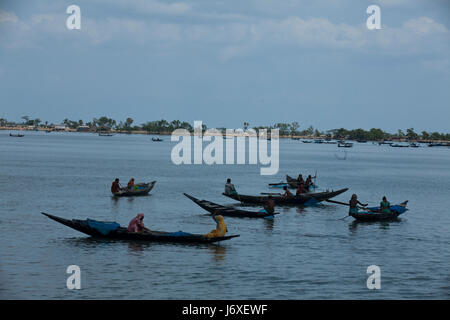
[
  {"left": 326, "top": 199, "right": 349, "bottom": 206},
  {"left": 326, "top": 199, "right": 373, "bottom": 220},
  {"left": 326, "top": 199, "right": 370, "bottom": 210},
  {"left": 268, "top": 182, "right": 286, "bottom": 186},
  {"left": 261, "top": 192, "right": 281, "bottom": 195},
  {"left": 313, "top": 170, "right": 317, "bottom": 191}
]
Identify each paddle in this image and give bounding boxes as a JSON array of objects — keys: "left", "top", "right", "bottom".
[
  {"left": 325, "top": 199, "right": 368, "bottom": 210},
  {"left": 268, "top": 182, "right": 285, "bottom": 186},
  {"left": 325, "top": 199, "right": 374, "bottom": 220},
  {"left": 261, "top": 192, "right": 281, "bottom": 195}
]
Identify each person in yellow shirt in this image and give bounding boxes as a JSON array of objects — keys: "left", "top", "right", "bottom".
[{"left": 205, "top": 213, "right": 227, "bottom": 238}]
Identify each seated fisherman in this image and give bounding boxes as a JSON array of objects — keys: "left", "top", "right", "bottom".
[
  {"left": 296, "top": 182, "right": 306, "bottom": 196},
  {"left": 205, "top": 213, "right": 227, "bottom": 238},
  {"left": 349, "top": 194, "right": 368, "bottom": 215},
  {"left": 111, "top": 178, "right": 121, "bottom": 194},
  {"left": 127, "top": 178, "right": 135, "bottom": 190},
  {"left": 305, "top": 175, "right": 312, "bottom": 189},
  {"left": 282, "top": 186, "right": 293, "bottom": 198},
  {"left": 128, "top": 213, "right": 150, "bottom": 233},
  {"left": 380, "top": 196, "right": 391, "bottom": 213},
  {"left": 224, "top": 178, "right": 237, "bottom": 195},
  {"left": 263, "top": 195, "right": 275, "bottom": 214}
]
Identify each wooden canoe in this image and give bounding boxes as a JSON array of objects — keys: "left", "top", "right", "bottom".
[
  {"left": 112, "top": 181, "right": 156, "bottom": 197},
  {"left": 222, "top": 188, "right": 348, "bottom": 205},
  {"left": 184, "top": 193, "right": 278, "bottom": 218},
  {"left": 41, "top": 212, "right": 239, "bottom": 244},
  {"left": 350, "top": 201, "right": 408, "bottom": 221}
]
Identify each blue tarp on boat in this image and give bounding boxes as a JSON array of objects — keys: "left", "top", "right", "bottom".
[
  {"left": 87, "top": 219, "right": 120, "bottom": 235},
  {"left": 364, "top": 205, "right": 408, "bottom": 214},
  {"left": 166, "top": 231, "right": 193, "bottom": 237}
]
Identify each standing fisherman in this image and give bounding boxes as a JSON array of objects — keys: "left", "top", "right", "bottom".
[{"left": 349, "top": 194, "right": 367, "bottom": 215}]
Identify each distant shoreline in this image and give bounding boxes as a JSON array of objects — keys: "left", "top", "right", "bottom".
[{"left": 2, "top": 126, "right": 449, "bottom": 144}]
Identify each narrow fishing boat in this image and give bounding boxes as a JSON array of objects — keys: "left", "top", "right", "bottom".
[
  {"left": 286, "top": 175, "right": 317, "bottom": 190},
  {"left": 390, "top": 143, "right": 409, "bottom": 148},
  {"left": 268, "top": 182, "right": 289, "bottom": 188},
  {"left": 338, "top": 142, "right": 353, "bottom": 148},
  {"left": 41, "top": 213, "right": 239, "bottom": 244},
  {"left": 428, "top": 143, "right": 449, "bottom": 147},
  {"left": 184, "top": 193, "right": 278, "bottom": 218},
  {"left": 223, "top": 188, "right": 348, "bottom": 205},
  {"left": 349, "top": 201, "right": 408, "bottom": 221},
  {"left": 9, "top": 132, "right": 24, "bottom": 137},
  {"left": 152, "top": 137, "right": 163, "bottom": 142},
  {"left": 112, "top": 181, "right": 156, "bottom": 197}
]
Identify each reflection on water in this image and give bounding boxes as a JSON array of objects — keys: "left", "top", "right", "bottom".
[
  {"left": 348, "top": 219, "right": 402, "bottom": 233},
  {"left": 295, "top": 207, "right": 306, "bottom": 214},
  {"left": 127, "top": 241, "right": 151, "bottom": 253},
  {"left": 209, "top": 245, "right": 227, "bottom": 263},
  {"left": 264, "top": 218, "right": 275, "bottom": 231}
]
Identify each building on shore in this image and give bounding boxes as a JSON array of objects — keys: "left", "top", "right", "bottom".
[{"left": 76, "top": 125, "right": 91, "bottom": 132}]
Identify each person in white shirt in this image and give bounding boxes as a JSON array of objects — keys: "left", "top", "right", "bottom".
[{"left": 224, "top": 178, "right": 237, "bottom": 195}]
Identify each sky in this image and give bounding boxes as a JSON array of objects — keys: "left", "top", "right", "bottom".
[{"left": 0, "top": 0, "right": 449, "bottom": 132}]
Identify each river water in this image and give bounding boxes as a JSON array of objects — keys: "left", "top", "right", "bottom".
[{"left": 0, "top": 131, "right": 449, "bottom": 299}]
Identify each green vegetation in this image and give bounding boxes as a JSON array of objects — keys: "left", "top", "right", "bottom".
[{"left": 1, "top": 116, "right": 449, "bottom": 141}]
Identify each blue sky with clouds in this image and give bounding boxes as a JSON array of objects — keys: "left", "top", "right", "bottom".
[{"left": 0, "top": 0, "right": 449, "bottom": 132}]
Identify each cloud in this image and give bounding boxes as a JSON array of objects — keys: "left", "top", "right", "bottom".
[
  {"left": 0, "top": 10, "right": 18, "bottom": 23},
  {"left": 92, "top": 0, "right": 192, "bottom": 15},
  {"left": 0, "top": 5, "right": 448, "bottom": 61},
  {"left": 403, "top": 16, "right": 448, "bottom": 35},
  {"left": 421, "top": 58, "right": 450, "bottom": 73}
]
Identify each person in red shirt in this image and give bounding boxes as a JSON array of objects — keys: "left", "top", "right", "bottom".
[{"left": 296, "top": 182, "right": 306, "bottom": 196}]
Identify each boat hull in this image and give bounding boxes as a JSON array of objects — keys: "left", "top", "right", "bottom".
[
  {"left": 41, "top": 213, "right": 239, "bottom": 244},
  {"left": 184, "top": 193, "right": 278, "bottom": 218},
  {"left": 222, "top": 188, "right": 348, "bottom": 205},
  {"left": 350, "top": 201, "right": 408, "bottom": 221},
  {"left": 285, "top": 175, "right": 316, "bottom": 190},
  {"left": 113, "top": 181, "right": 156, "bottom": 197}
]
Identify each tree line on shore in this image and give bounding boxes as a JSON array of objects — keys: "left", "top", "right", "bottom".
[{"left": 1, "top": 116, "right": 449, "bottom": 141}]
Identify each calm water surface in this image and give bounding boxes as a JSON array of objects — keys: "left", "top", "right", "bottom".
[{"left": 1, "top": 131, "right": 449, "bottom": 299}]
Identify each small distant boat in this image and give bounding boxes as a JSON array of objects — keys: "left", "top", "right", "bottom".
[
  {"left": 268, "top": 182, "right": 289, "bottom": 188},
  {"left": 152, "top": 137, "right": 163, "bottom": 142},
  {"left": 285, "top": 175, "right": 317, "bottom": 190},
  {"left": 428, "top": 143, "right": 448, "bottom": 147},
  {"left": 98, "top": 133, "right": 113, "bottom": 136},
  {"left": 41, "top": 212, "right": 239, "bottom": 244},
  {"left": 390, "top": 143, "right": 409, "bottom": 148},
  {"left": 324, "top": 141, "right": 337, "bottom": 144},
  {"left": 9, "top": 132, "right": 24, "bottom": 137},
  {"left": 409, "top": 143, "right": 420, "bottom": 148},
  {"left": 350, "top": 201, "right": 408, "bottom": 221},
  {"left": 291, "top": 137, "right": 301, "bottom": 140},
  {"left": 112, "top": 181, "right": 156, "bottom": 197},
  {"left": 302, "top": 140, "right": 312, "bottom": 143},
  {"left": 338, "top": 142, "right": 353, "bottom": 148},
  {"left": 184, "top": 193, "right": 279, "bottom": 219},
  {"left": 356, "top": 140, "right": 367, "bottom": 143},
  {"left": 314, "top": 139, "right": 324, "bottom": 144}
]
